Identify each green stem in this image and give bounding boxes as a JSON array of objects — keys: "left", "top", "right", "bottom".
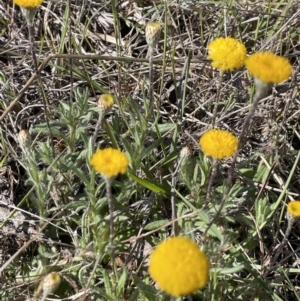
[
  {"left": 203, "top": 90, "right": 263, "bottom": 237},
  {"left": 203, "top": 160, "right": 219, "bottom": 210},
  {"left": 147, "top": 50, "right": 154, "bottom": 118},
  {"left": 105, "top": 177, "right": 116, "bottom": 278},
  {"left": 211, "top": 70, "right": 223, "bottom": 127},
  {"left": 92, "top": 112, "right": 104, "bottom": 151},
  {"left": 28, "top": 23, "right": 56, "bottom": 159}
]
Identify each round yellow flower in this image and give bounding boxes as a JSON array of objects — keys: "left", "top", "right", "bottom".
[
  {"left": 246, "top": 52, "right": 292, "bottom": 84},
  {"left": 207, "top": 37, "right": 246, "bottom": 71},
  {"left": 287, "top": 201, "right": 300, "bottom": 218},
  {"left": 13, "top": 0, "right": 43, "bottom": 8},
  {"left": 90, "top": 148, "right": 129, "bottom": 178},
  {"left": 199, "top": 129, "right": 238, "bottom": 160},
  {"left": 148, "top": 237, "right": 210, "bottom": 297}
]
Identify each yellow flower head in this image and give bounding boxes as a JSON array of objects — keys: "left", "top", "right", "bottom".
[
  {"left": 13, "top": 0, "right": 43, "bottom": 8},
  {"left": 199, "top": 129, "right": 238, "bottom": 160},
  {"left": 246, "top": 52, "right": 292, "bottom": 84},
  {"left": 148, "top": 237, "right": 210, "bottom": 297},
  {"left": 98, "top": 94, "right": 114, "bottom": 114},
  {"left": 90, "top": 148, "right": 129, "bottom": 179},
  {"left": 287, "top": 201, "right": 300, "bottom": 218},
  {"left": 207, "top": 37, "right": 246, "bottom": 71}
]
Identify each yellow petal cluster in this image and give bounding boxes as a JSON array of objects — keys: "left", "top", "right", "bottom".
[
  {"left": 246, "top": 52, "right": 292, "bottom": 84},
  {"left": 13, "top": 0, "right": 43, "bottom": 8},
  {"left": 90, "top": 148, "right": 129, "bottom": 179},
  {"left": 199, "top": 129, "right": 238, "bottom": 160},
  {"left": 207, "top": 37, "right": 246, "bottom": 71},
  {"left": 148, "top": 236, "right": 210, "bottom": 297},
  {"left": 287, "top": 201, "right": 300, "bottom": 218}
]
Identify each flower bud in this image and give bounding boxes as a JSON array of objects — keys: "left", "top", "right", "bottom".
[
  {"left": 287, "top": 200, "right": 300, "bottom": 222},
  {"left": 145, "top": 22, "right": 161, "bottom": 54},
  {"left": 98, "top": 94, "right": 114, "bottom": 116},
  {"left": 179, "top": 146, "right": 193, "bottom": 188},
  {"left": 18, "top": 129, "right": 31, "bottom": 149},
  {"left": 42, "top": 272, "right": 61, "bottom": 298}
]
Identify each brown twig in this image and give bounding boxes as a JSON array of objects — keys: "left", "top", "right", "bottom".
[
  {"left": 0, "top": 54, "right": 209, "bottom": 122},
  {"left": 0, "top": 209, "right": 63, "bottom": 274}
]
